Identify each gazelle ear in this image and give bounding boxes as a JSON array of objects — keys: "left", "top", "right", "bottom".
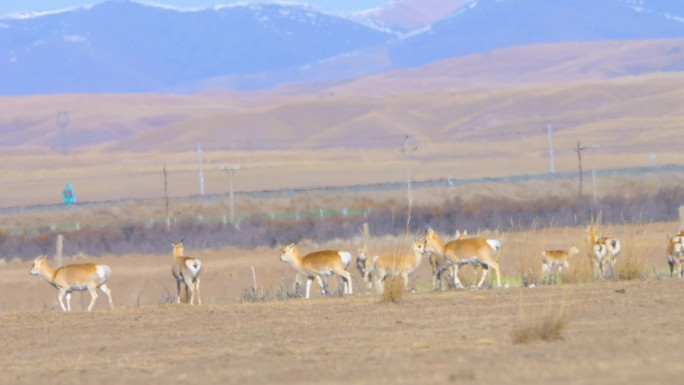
[
  {"left": 41, "top": 255, "right": 47, "bottom": 261},
  {"left": 179, "top": 237, "right": 184, "bottom": 244},
  {"left": 463, "top": 230, "right": 468, "bottom": 237}
]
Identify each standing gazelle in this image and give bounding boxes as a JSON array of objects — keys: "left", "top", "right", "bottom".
[
  {"left": 279, "top": 243, "right": 353, "bottom": 299},
  {"left": 423, "top": 227, "right": 502, "bottom": 289},
  {"left": 585, "top": 225, "right": 621, "bottom": 279},
  {"left": 541, "top": 245, "right": 580, "bottom": 276},
  {"left": 170, "top": 239, "right": 203, "bottom": 305},
  {"left": 29, "top": 255, "right": 113, "bottom": 312},
  {"left": 372, "top": 239, "right": 427, "bottom": 293},
  {"left": 356, "top": 245, "right": 375, "bottom": 291}
]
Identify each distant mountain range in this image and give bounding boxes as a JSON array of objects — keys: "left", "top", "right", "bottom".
[{"left": 1, "top": 0, "right": 684, "bottom": 95}]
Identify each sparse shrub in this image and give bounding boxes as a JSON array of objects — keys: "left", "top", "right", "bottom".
[
  {"left": 241, "top": 286, "right": 272, "bottom": 303},
  {"left": 512, "top": 310, "right": 568, "bottom": 344},
  {"left": 379, "top": 276, "right": 404, "bottom": 304},
  {"left": 276, "top": 279, "right": 304, "bottom": 300}
]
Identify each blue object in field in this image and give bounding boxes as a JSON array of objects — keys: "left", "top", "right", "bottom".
[{"left": 62, "top": 183, "right": 76, "bottom": 205}]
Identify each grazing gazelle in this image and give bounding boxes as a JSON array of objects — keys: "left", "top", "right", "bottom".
[
  {"left": 356, "top": 245, "right": 375, "bottom": 291},
  {"left": 423, "top": 227, "right": 502, "bottom": 289},
  {"left": 372, "top": 239, "right": 427, "bottom": 293},
  {"left": 541, "top": 245, "right": 580, "bottom": 275},
  {"left": 170, "top": 239, "right": 203, "bottom": 305},
  {"left": 667, "top": 231, "right": 684, "bottom": 278},
  {"left": 585, "top": 225, "right": 621, "bottom": 279},
  {"left": 29, "top": 255, "right": 113, "bottom": 312},
  {"left": 279, "top": 243, "right": 353, "bottom": 299}
]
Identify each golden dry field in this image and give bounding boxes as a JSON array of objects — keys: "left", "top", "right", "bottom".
[{"left": 1, "top": 224, "right": 684, "bottom": 385}]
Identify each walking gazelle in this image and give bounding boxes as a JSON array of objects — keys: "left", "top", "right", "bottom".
[
  {"left": 279, "top": 243, "right": 353, "bottom": 299},
  {"left": 29, "top": 255, "right": 113, "bottom": 312}
]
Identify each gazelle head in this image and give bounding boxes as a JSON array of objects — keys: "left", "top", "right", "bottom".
[
  {"left": 170, "top": 238, "right": 184, "bottom": 257},
  {"left": 357, "top": 245, "right": 368, "bottom": 260},
  {"left": 279, "top": 243, "right": 297, "bottom": 263},
  {"left": 413, "top": 239, "right": 427, "bottom": 255},
  {"left": 29, "top": 255, "right": 48, "bottom": 275},
  {"left": 423, "top": 227, "right": 443, "bottom": 254}
]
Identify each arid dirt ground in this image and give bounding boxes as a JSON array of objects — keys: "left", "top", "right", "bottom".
[{"left": 2, "top": 224, "right": 683, "bottom": 385}]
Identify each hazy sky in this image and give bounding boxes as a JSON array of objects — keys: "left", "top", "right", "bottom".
[{"left": 0, "top": 0, "right": 392, "bottom": 16}]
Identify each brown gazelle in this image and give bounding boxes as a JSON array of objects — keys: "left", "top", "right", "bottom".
[
  {"left": 541, "top": 245, "right": 580, "bottom": 275},
  {"left": 423, "top": 227, "right": 502, "bottom": 288},
  {"left": 372, "top": 239, "right": 427, "bottom": 293},
  {"left": 585, "top": 225, "right": 621, "bottom": 279},
  {"left": 428, "top": 230, "right": 467, "bottom": 290},
  {"left": 29, "top": 255, "right": 113, "bottom": 312},
  {"left": 170, "top": 239, "right": 203, "bottom": 305},
  {"left": 279, "top": 243, "right": 353, "bottom": 299},
  {"left": 666, "top": 231, "right": 684, "bottom": 278}
]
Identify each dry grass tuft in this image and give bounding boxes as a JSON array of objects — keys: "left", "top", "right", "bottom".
[
  {"left": 380, "top": 276, "right": 404, "bottom": 304},
  {"left": 512, "top": 309, "right": 568, "bottom": 344},
  {"left": 616, "top": 249, "right": 647, "bottom": 281},
  {"left": 560, "top": 254, "right": 595, "bottom": 284}
]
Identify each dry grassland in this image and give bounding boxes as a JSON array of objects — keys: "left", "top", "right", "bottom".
[{"left": 1, "top": 222, "right": 683, "bottom": 385}]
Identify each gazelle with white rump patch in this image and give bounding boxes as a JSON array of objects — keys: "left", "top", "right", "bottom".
[
  {"left": 279, "top": 243, "right": 353, "bottom": 299},
  {"left": 423, "top": 227, "right": 502, "bottom": 289},
  {"left": 585, "top": 225, "right": 621, "bottom": 279},
  {"left": 29, "top": 255, "right": 113, "bottom": 312},
  {"left": 372, "top": 239, "right": 427, "bottom": 293},
  {"left": 170, "top": 238, "right": 203, "bottom": 305}
]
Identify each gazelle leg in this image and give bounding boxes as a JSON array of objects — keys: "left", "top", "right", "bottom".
[
  {"left": 66, "top": 292, "right": 72, "bottom": 312},
  {"left": 195, "top": 277, "right": 201, "bottom": 305},
  {"left": 58, "top": 289, "right": 67, "bottom": 312},
  {"left": 339, "top": 271, "right": 352, "bottom": 295},
  {"left": 315, "top": 275, "right": 326, "bottom": 296},
  {"left": 305, "top": 278, "right": 313, "bottom": 299},
  {"left": 452, "top": 264, "right": 464, "bottom": 288},
  {"left": 99, "top": 284, "right": 113, "bottom": 309},
  {"left": 176, "top": 279, "right": 182, "bottom": 303},
  {"left": 477, "top": 265, "right": 489, "bottom": 288},
  {"left": 184, "top": 278, "right": 195, "bottom": 305},
  {"left": 86, "top": 284, "right": 98, "bottom": 312}
]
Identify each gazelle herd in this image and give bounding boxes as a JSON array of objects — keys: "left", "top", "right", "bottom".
[{"left": 25, "top": 225, "right": 684, "bottom": 310}]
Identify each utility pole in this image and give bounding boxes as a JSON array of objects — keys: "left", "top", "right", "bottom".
[
  {"left": 197, "top": 143, "right": 204, "bottom": 196},
  {"left": 222, "top": 166, "right": 241, "bottom": 224},
  {"left": 547, "top": 123, "right": 555, "bottom": 174},
  {"left": 576, "top": 141, "right": 584, "bottom": 198}
]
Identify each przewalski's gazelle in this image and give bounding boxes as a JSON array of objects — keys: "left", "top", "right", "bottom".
[
  {"left": 356, "top": 245, "right": 375, "bottom": 291},
  {"left": 667, "top": 231, "right": 684, "bottom": 278},
  {"left": 279, "top": 243, "right": 353, "bottom": 299},
  {"left": 428, "top": 230, "right": 468, "bottom": 290},
  {"left": 372, "top": 239, "right": 427, "bottom": 293},
  {"left": 29, "top": 255, "right": 113, "bottom": 312},
  {"left": 170, "top": 239, "right": 203, "bottom": 305},
  {"left": 585, "top": 225, "right": 621, "bottom": 279},
  {"left": 541, "top": 245, "right": 580, "bottom": 276},
  {"left": 423, "top": 227, "right": 502, "bottom": 289}
]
